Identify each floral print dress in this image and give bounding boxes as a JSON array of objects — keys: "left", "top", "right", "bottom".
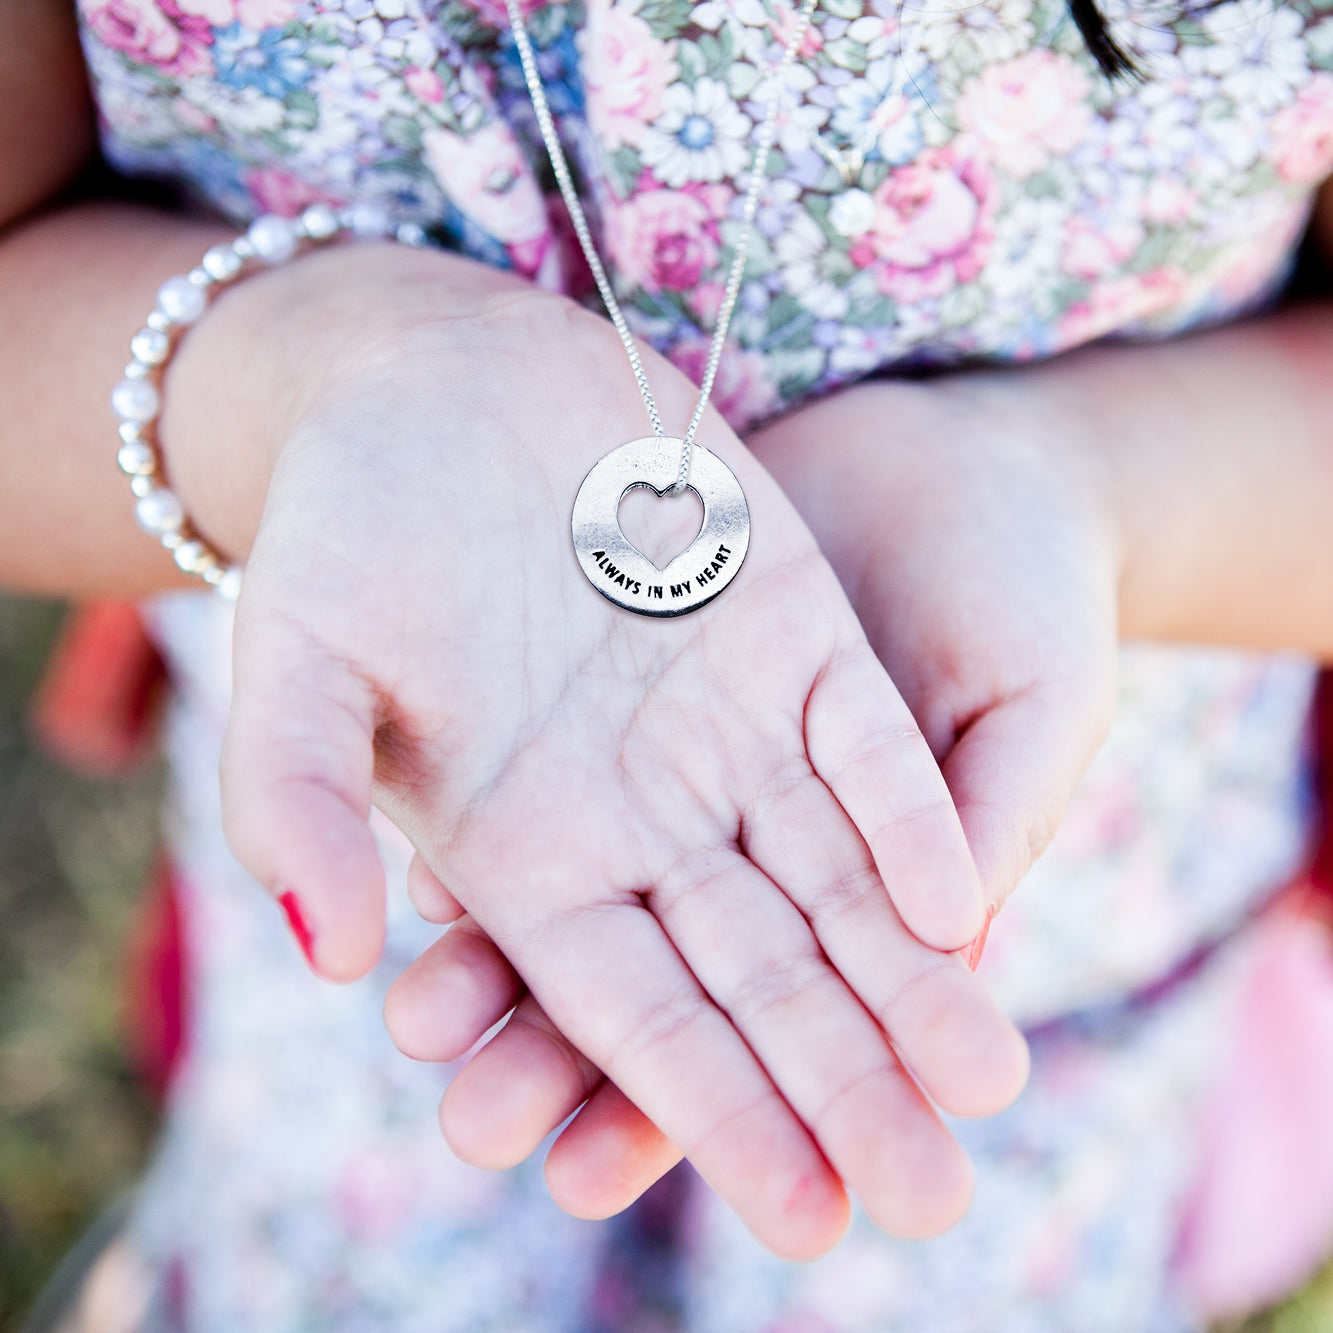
[{"left": 75, "top": 0, "right": 1333, "bottom": 1327}]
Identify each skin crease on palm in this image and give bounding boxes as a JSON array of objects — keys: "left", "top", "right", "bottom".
[
  {"left": 218, "top": 278, "right": 1032, "bottom": 1261},
  {"left": 383, "top": 365, "right": 1118, "bottom": 1237}
]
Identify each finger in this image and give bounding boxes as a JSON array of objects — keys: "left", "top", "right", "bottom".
[
  {"left": 223, "top": 615, "right": 385, "bottom": 982},
  {"left": 438, "top": 991, "right": 684, "bottom": 1212},
  {"left": 546, "top": 1082, "right": 683, "bottom": 1219},
  {"left": 741, "top": 772, "right": 1029, "bottom": 1117},
  {"left": 649, "top": 849, "right": 976, "bottom": 1239},
  {"left": 942, "top": 680, "right": 1111, "bottom": 912},
  {"left": 806, "top": 642, "right": 987, "bottom": 952},
  {"left": 440, "top": 994, "right": 600, "bottom": 1170},
  {"left": 501, "top": 900, "right": 852, "bottom": 1260},
  {"left": 383, "top": 917, "right": 521, "bottom": 1062},
  {"left": 407, "top": 851, "right": 465, "bottom": 924}
]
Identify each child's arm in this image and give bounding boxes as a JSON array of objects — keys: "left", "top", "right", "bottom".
[
  {"left": 0, "top": 10, "right": 1027, "bottom": 1257},
  {"left": 395, "top": 179, "right": 1333, "bottom": 1221}
]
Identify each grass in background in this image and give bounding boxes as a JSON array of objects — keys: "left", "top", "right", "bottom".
[
  {"left": 0, "top": 596, "right": 160, "bottom": 1330},
  {"left": 0, "top": 589, "right": 1330, "bottom": 1331}
]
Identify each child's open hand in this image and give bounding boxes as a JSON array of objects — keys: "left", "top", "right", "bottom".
[
  {"left": 751, "top": 375, "right": 1123, "bottom": 916},
  {"left": 390, "top": 366, "right": 1120, "bottom": 1230},
  {"left": 196, "top": 245, "right": 1028, "bottom": 1258}
]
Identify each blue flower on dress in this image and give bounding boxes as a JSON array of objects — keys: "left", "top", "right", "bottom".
[{"left": 212, "top": 24, "right": 310, "bottom": 99}]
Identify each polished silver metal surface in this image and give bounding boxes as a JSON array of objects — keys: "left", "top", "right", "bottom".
[{"left": 572, "top": 437, "right": 750, "bottom": 618}]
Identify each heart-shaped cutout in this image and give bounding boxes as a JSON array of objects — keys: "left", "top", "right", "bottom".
[
  {"left": 572, "top": 435, "right": 750, "bottom": 617},
  {"left": 617, "top": 482, "right": 705, "bottom": 572}
]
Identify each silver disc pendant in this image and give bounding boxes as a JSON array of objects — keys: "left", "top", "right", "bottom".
[{"left": 571, "top": 436, "right": 751, "bottom": 618}]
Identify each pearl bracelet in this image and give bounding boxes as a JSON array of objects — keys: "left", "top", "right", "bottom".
[{"left": 112, "top": 204, "right": 429, "bottom": 600}]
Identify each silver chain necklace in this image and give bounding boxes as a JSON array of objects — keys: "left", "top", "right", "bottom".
[{"left": 507, "top": 0, "right": 819, "bottom": 617}]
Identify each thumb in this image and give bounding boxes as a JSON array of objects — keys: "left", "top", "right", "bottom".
[
  {"left": 941, "top": 677, "right": 1113, "bottom": 917},
  {"left": 222, "top": 612, "right": 386, "bottom": 981}
]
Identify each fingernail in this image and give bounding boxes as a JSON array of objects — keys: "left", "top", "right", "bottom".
[
  {"left": 278, "top": 890, "right": 316, "bottom": 966},
  {"left": 965, "top": 906, "right": 996, "bottom": 972}
]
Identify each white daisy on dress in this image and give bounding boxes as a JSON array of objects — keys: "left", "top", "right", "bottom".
[
  {"left": 641, "top": 77, "right": 753, "bottom": 186},
  {"left": 906, "top": 0, "right": 1034, "bottom": 65},
  {"left": 1187, "top": 0, "right": 1308, "bottom": 112},
  {"left": 831, "top": 57, "right": 924, "bottom": 165},
  {"left": 775, "top": 211, "right": 850, "bottom": 318}
]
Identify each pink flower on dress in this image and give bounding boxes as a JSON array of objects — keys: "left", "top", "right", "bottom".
[
  {"left": 79, "top": 0, "right": 213, "bottom": 77},
  {"left": 171, "top": 97, "right": 217, "bottom": 133},
  {"left": 1057, "top": 267, "right": 1190, "bottom": 347},
  {"left": 174, "top": 0, "right": 294, "bottom": 24},
  {"left": 245, "top": 167, "right": 339, "bottom": 218},
  {"left": 866, "top": 146, "right": 995, "bottom": 303},
  {"left": 423, "top": 121, "right": 550, "bottom": 271},
  {"left": 581, "top": 0, "right": 678, "bottom": 150},
  {"left": 1211, "top": 206, "right": 1307, "bottom": 307},
  {"left": 605, "top": 183, "right": 729, "bottom": 291},
  {"left": 690, "top": 279, "right": 726, "bottom": 325},
  {"left": 458, "top": 0, "right": 540, "bottom": 29},
  {"left": 956, "top": 49, "right": 1092, "bottom": 178},
  {"left": 1270, "top": 72, "right": 1333, "bottom": 184},
  {"left": 771, "top": 0, "right": 826, "bottom": 59},
  {"left": 1061, "top": 214, "right": 1145, "bottom": 281},
  {"left": 668, "top": 340, "right": 778, "bottom": 431},
  {"left": 404, "top": 66, "right": 444, "bottom": 105}
]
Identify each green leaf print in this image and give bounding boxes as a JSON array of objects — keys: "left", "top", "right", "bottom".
[
  {"left": 1307, "top": 17, "right": 1333, "bottom": 67},
  {"left": 285, "top": 90, "right": 319, "bottom": 131},
  {"left": 729, "top": 61, "right": 762, "bottom": 98},
  {"left": 698, "top": 26, "right": 736, "bottom": 77},
  {"left": 824, "top": 36, "right": 868, "bottom": 73},
  {"left": 639, "top": 0, "right": 694, "bottom": 41},
  {"left": 773, "top": 346, "right": 827, "bottom": 400},
  {"left": 1128, "top": 226, "right": 1181, "bottom": 275},
  {"left": 765, "top": 292, "right": 806, "bottom": 334},
  {"left": 383, "top": 115, "right": 424, "bottom": 152},
  {"left": 528, "top": 3, "right": 570, "bottom": 47},
  {"left": 603, "top": 145, "right": 642, "bottom": 199},
  {"left": 840, "top": 279, "right": 894, "bottom": 328},
  {"left": 676, "top": 40, "right": 705, "bottom": 86}
]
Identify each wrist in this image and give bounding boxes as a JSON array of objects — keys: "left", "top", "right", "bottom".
[{"left": 158, "top": 237, "right": 566, "bottom": 562}]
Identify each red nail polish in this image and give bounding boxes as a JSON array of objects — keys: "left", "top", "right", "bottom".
[
  {"left": 965, "top": 906, "right": 995, "bottom": 972},
  {"left": 278, "top": 891, "right": 316, "bottom": 966}
]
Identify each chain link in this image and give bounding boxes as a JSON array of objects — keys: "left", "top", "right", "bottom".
[{"left": 506, "top": 0, "right": 820, "bottom": 494}]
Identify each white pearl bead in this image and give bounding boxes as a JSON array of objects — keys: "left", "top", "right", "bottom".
[
  {"left": 299, "top": 203, "right": 340, "bottom": 241},
  {"left": 247, "top": 214, "right": 298, "bottom": 264},
  {"left": 146, "top": 310, "right": 172, "bottom": 333},
  {"left": 130, "top": 474, "right": 155, "bottom": 498},
  {"left": 344, "top": 200, "right": 390, "bottom": 237},
  {"left": 117, "top": 440, "right": 156, "bottom": 475},
  {"left": 135, "top": 488, "right": 185, "bottom": 535},
  {"left": 173, "top": 540, "right": 210, "bottom": 574},
  {"left": 118, "top": 421, "right": 145, "bottom": 444},
  {"left": 112, "top": 378, "right": 160, "bottom": 423},
  {"left": 123, "top": 361, "right": 150, "bottom": 380},
  {"left": 202, "top": 243, "right": 244, "bottom": 280},
  {"left": 157, "top": 274, "right": 208, "bottom": 324},
  {"left": 130, "top": 327, "right": 170, "bottom": 365},
  {"left": 161, "top": 530, "right": 184, "bottom": 550},
  {"left": 187, "top": 267, "right": 212, "bottom": 287},
  {"left": 216, "top": 567, "right": 243, "bottom": 601},
  {"left": 395, "top": 222, "right": 427, "bottom": 247}
]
